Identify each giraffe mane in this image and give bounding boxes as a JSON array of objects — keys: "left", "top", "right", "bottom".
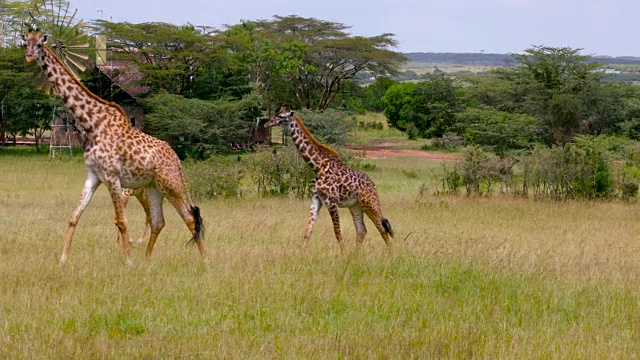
[
  {"left": 43, "top": 46, "right": 131, "bottom": 123},
  {"left": 292, "top": 114, "right": 339, "bottom": 159}
]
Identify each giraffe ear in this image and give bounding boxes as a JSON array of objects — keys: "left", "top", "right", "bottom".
[
  {"left": 288, "top": 111, "right": 294, "bottom": 117},
  {"left": 21, "top": 34, "right": 27, "bottom": 42},
  {"left": 41, "top": 34, "right": 49, "bottom": 44}
]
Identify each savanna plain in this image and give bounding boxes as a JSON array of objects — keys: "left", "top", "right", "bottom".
[{"left": 2, "top": 131, "right": 640, "bottom": 358}]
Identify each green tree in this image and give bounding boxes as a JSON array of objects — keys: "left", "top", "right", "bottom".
[
  {"left": 382, "top": 82, "right": 414, "bottom": 131},
  {"left": 216, "top": 20, "right": 306, "bottom": 110},
  {"left": 0, "top": 45, "right": 54, "bottom": 150},
  {"left": 221, "top": 16, "right": 406, "bottom": 111},
  {"left": 382, "top": 76, "right": 462, "bottom": 137},
  {"left": 143, "top": 93, "right": 261, "bottom": 158},
  {"left": 90, "top": 21, "right": 215, "bottom": 96},
  {"left": 454, "top": 108, "right": 540, "bottom": 152},
  {"left": 493, "top": 46, "right": 609, "bottom": 145}
]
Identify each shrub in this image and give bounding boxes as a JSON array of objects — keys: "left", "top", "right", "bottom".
[
  {"left": 454, "top": 108, "right": 539, "bottom": 152},
  {"left": 429, "top": 132, "right": 463, "bottom": 152},
  {"left": 295, "top": 109, "right": 355, "bottom": 146},
  {"left": 144, "top": 94, "right": 261, "bottom": 159},
  {"left": 434, "top": 138, "right": 637, "bottom": 201},
  {"left": 245, "top": 145, "right": 315, "bottom": 198},
  {"left": 525, "top": 144, "right": 613, "bottom": 200},
  {"left": 406, "top": 122, "right": 419, "bottom": 140},
  {"left": 183, "top": 156, "right": 245, "bottom": 199}
]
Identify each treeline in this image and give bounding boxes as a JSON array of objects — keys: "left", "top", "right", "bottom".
[
  {"left": 0, "top": 0, "right": 405, "bottom": 155},
  {"left": 405, "top": 52, "right": 640, "bottom": 66}
]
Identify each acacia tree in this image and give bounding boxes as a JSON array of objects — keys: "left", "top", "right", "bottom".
[
  {"left": 220, "top": 16, "right": 406, "bottom": 111},
  {"left": 90, "top": 21, "right": 215, "bottom": 96},
  {"left": 494, "top": 46, "right": 605, "bottom": 144},
  {"left": 216, "top": 20, "right": 305, "bottom": 111}
]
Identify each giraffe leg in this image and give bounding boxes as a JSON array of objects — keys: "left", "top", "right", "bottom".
[
  {"left": 326, "top": 202, "right": 344, "bottom": 251},
  {"left": 349, "top": 205, "right": 367, "bottom": 244},
  {"left": 116, "top": 189, "right": 133, "bottom": 246},
  {"left": 132, "top": 189, "right": 151, "bottom": 246},
  {"left": 61, "top": 171, "right": 101, "bottom": 266},
  {"left": 303, "top": 193, "right": 322, "bottom": 248},
  {"left": 144, "top": 187, "right": 165, "bottom": 258},
  {"left": 107, "top": 183, "right": 133, "bottom": 266},
  {"left": 166, "top": 195, "right": 205, "bottom": 256},
  {"left": 362, "top": 205, "right": 392, "bottom": 246}
]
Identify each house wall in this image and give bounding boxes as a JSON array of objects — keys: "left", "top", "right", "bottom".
[{"left": 121, "top": 103, "right": 145, "bottom": 130}]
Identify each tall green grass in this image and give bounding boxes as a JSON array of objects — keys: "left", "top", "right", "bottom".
[{"left": 1, "top": 151, "right": 640, "bottom": 358}]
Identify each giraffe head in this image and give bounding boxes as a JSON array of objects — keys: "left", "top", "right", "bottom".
[
  {"left": 21, "top": 29, "right": 48, "bottom": 63},
  {"left": 265, "top": 106, "right": 295, "bottom": 128}
]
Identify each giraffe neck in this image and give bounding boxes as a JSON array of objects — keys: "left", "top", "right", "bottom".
[
  {"left": 37, "top": 46, "right": 131, "bottom": 137},
  {"left": 288, "top": 117, "right": 333, "bottom": 173}
]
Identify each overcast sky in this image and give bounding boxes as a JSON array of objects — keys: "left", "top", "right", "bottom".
[{"left": 73, "top": 0, "right": 639, "bottom": 57}]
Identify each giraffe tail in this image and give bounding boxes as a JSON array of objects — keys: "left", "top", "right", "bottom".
[
  {"left": 382, "top": 218, "right": 394, "bottom": 238},
  {"left": 190, "top": 205, "right": 204, "bottom": 243}
]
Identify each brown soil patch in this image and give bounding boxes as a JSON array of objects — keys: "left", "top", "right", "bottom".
[{"left": 346, "top": 144, "right": 460, "bottom": 161}]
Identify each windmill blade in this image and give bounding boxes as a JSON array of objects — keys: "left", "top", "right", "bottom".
[
  {"left": 67, "top": 41, "right": 90, "bottom": 49},
  {"left": 67, "top": 51, "right": 90, "bottom": 61},
  {"left": 27, "top": 0, "right": 91, "bottom": 77},
  {"left": 65, "top": 55, "right": 87, "bottom": 73}
]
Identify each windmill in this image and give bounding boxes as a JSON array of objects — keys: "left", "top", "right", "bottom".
[
  {"left": 26, "top": 0, "right": 92, "bottom": 74},
  {"left": 24, "top": 0, "right": 100, "bottom": 159}
]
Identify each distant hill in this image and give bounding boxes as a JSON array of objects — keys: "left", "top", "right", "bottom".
[{"left": 404, "top": 52, "right": 640, "bottom": 66}]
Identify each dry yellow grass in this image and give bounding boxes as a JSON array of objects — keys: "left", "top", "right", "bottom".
[{"left": 1, "top": 151, "right": 640, "bottom": 358}]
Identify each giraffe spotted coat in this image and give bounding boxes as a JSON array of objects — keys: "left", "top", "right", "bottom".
[
  {"left": 266, "top": 108, "right": 394, "bottom": 249},
  {"left": 23, "top": 30, "right": 204, "bottom": 266}
]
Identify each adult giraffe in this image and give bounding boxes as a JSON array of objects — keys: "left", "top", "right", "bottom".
[
  {"left": 23, "top": 30, "right": 204, "bottom": 266},
  {"left": 265, "top": 107, "right": 394, "bottom": 250}
]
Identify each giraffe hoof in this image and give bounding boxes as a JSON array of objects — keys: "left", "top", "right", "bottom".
[{"left": 59, "top": 254, "right": 68, "bottom": 266}]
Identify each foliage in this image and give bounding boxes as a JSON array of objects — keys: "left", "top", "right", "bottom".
[
  {"left": 245, "top": 145, "right": 315, "bottom": 198},
  {"left": 489, "top": 46, "right": 632, "bottom": 145},
  {"left": 454, "top": 108, "right": 540, "bottom": 152},
  {"left": 276, "top": 108, "right": 355, "bottom": 147},
  {"left": 332, "top": 78, "right": 398, "bottom": 113},
  {"left": 437, "top": 147, "right": 517, "bottom": 196},
  {"left": 436, "top": 138, "right": 638, "bottom": 201},
  {"left": 428, "top": 132, "right": 463, "bottom": 152},
  {"left": 182, "top": 156, "right": 245, "bottom": 199},
  {"left": 219, "top": 16, "right": 406, "bottom": 111},
  {"left": 382, "top": 76, "right": 463, "bottom": 138},
  {"left": 0, "top": 46, "right": 54, "bottom": 151},
  {"left": 90, "top": 21, "right": 215, "bottom": 97},
  {"left": 143, "top": 93, "right": 261, "bottom": 158}
]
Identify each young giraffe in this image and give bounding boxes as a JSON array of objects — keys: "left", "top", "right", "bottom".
[
  {"left": 23, "top": 30, "right": 204, "bottom": 266},
  {"left": 265, "top": 107, "right": 394, "bottom": 249}
]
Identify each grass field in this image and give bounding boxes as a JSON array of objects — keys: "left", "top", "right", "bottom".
[{"left": 1, "top": 147, "right": 640, "bottom": 358}]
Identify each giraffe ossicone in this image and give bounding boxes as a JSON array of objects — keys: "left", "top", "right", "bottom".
[{"left": 23, "top": 30, "right": 205, "bottom": 265}]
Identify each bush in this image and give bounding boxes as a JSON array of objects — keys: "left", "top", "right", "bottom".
[
  {"left": 525, "top": 144, "right": 613, "bottom": 200},
  {"left": 358, "top": 120, "right": 384, "bottom": 130},
  {"left": 245, "top": 145, "right": 315, "bottom": 198},
  {"left": 144, "top": 94, "right": 261, "bottom": 158},
  {"left": 429, "top": 132, "right": 463, "bottom": 152},
  {"left": 183, "top": 156, "right": 245, "bottom": 199},
  {"left": 406, "top": 122, "right": 419, "bottom": 140},
  {"left": 454, "top": 108, "right": 540, "bottom": 152},
  {"left": 295, "top": 109, "right": 355, "bottom": 146},
  {"left": 434, "top": 138, "right": 638, "bottom": 201}
]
